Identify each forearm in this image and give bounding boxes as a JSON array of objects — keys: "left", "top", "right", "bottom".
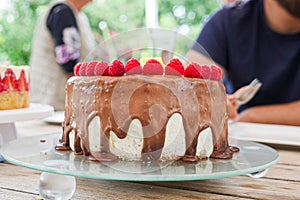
[
  {"left": 185, "top": 50, "right": 214, "bottom": 65},
  {"left": 236, "top": 100, "right": 300, "bottom": 126}
]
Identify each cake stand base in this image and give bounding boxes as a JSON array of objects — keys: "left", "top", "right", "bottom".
[
  {"left": 0, "top": 103, "right": 54, "bottom": 162},
  {"left": 0, "top": 123, "right": 17, "bottom": 162},
  {"left": 0, "top": 123, "right": 17, "bottom": 146}
]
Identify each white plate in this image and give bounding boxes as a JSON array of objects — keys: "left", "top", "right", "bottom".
[
  {"left": 44, "top": 111, "right": 64, "bottom": 125},
  {"left": 229, "top": 122, "right": 300, "bottom": 146},
  {"left": 0, "top": 103, "right": 54, "bottom": 124}
]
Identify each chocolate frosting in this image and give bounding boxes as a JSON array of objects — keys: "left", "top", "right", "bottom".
[{"left": 56, "top": 75, "right": 238, "bottom": 162}]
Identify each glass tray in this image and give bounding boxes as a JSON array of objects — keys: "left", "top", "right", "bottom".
[{"left": 1, "top": 133, "right": 278, "bottom": 181}]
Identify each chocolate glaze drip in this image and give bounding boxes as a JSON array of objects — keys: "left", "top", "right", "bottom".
[{"left": 56, "top": 75, "right": 238, "bottom": 162}]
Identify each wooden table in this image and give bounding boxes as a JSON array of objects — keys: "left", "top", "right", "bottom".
[{"left": 0, "top": 120, "right": 299, "bottom": 199}]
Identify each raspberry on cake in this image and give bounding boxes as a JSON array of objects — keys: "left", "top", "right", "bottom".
[
  {"left": 109, "top": 60, "right": 125, "bottom": 76},
  {"left": 95, "top": 62, "right": 109, "bottom": 76},
  {"left": 56, "top": 58, "right": 238, "bottom": 163},
  {"left": 0, "top": 65, "right": 30, "bottom": 110},
  {"left": 165, "top": 58, "right": 184, "bottom": 76},
  {"left": 124, "top": 58, "right": 142, "bottom": 75},
  {"left": 142, "top": 59, "right": 164, "bottom": 75},
  {"left": 85, "top": 61, "right": 97, "bottom": 76}
]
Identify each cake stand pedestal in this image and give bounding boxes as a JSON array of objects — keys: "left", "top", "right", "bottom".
[
  {"left": 0, "top": 103, "right": 54, "bottom": 161},
  {"left": 0, "top": 123, "right": 17, "bottom": 147}
]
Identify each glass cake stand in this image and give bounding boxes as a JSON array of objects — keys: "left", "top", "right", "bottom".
[
  {"left": 1, "top": 133, "right": 278, "bottom": 181},
  {"left": 0, "top": 103, "right": 54, "bottom": 161}
]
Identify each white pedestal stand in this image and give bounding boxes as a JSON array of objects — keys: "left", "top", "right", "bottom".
[
  {"left": 0, "top": 123, "right": 17, "bottom": 146},
  {"left": 0, "top": 103, "right": 54, "bottom": 161}
]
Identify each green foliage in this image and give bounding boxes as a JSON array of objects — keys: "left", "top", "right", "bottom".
[
  {"left": 157, "top": 0, "right": 220, "bottom": 38},
  {"left": 84, "top": 0, "right": 146, "bottom": 38},
  {"left": 0, "top": 0, "right": 51, "bottom": 65},
  {"left": 0, "top": 0, "right": 220, "bottom": 65}
]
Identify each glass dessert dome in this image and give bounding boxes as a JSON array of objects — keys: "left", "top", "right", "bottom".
[{"left": 1, "top": 28, "right": 278, "bottom": 181}]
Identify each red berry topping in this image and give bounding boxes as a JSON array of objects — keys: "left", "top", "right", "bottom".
[
  {"left": 17, "top": 70, "right": 29, "bottom": 91},
  {"left": 94, "top": 61, "right": 109, "bottom": 76},
  {"left": 125, "top": 58, "right": 142, "bottom": 75},
  {"left": 78, "top": 63, "right": 88, "bottom": 76},
  {"left": 109, "top": 60, "right": 125, "bottom": 76},
  {"left": 74, "top": 63, "right": 82, "bottom": 76},
  {"left": 165, "top": 58, "right": 184, "bottom": 76},
  {"left": 199, "top": 65, "right": 211, "bottom": 79},
  {"left": 184, "top": 63, "right": 202, "bottom": 78},
  {"left": 2, "top": 68, "right": 17, "bottom": 91},
  {"left": 86, "top": 61, "right": 97, "bottom": 76},
  {"left": 142, "top": 59, "right": 163, "bottom": 75},
  {"left": 184, "top": 63, "right": 211, "bottom": 79},
  {"left": 0, "top": 75, "right": 3, "bottom": 93},
  {"left": 210, "top": 65, "right": 222, "bottom": 81}
]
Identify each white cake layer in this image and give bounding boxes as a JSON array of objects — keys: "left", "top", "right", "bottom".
[{"left": 69, "top": 114, "right": 213, "bottom": 160}]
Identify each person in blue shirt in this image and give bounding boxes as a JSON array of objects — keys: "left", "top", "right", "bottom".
[{"left": 187, "top": 0, "right": 300, "bottom": 126}]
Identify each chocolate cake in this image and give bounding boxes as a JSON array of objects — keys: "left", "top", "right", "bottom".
[{"left": 56, "top": 58, "right": 238, "bottom": 163}]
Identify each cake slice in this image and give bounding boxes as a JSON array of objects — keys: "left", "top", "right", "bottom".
[{"left": 0, "top": 65, "right": 30, "bottom": 110}]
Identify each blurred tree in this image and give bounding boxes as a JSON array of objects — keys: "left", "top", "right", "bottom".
[
  {"left": 0, "top": 0, "right": 220, "bottom": 65},
  {"left": 0, "top": 0, "right": 51, "bottom": 65},
  {"left": 158, "top": 0, "right": 220, "bottom": 38}
]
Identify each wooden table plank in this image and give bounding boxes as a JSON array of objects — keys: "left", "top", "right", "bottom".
[
  {"left": 0, "top": 163, "right": 247, "bottom": 200},
  {"left": 0, "top": 163, "right": 41, "bottom": 198},
  {"left": 0, "top": 190, "right": 37, "bottom": 200},
  {"left": 145, "top": 175, "right": 300, "bottom": 200},
  {"left": 266, "top": 164, "right": 300, "bottom": 181},
  {"left": 74, "top": 178, "right": 247, "bottom": 200},
  {"left": 276, "top": 149, "right": 300, "bottom": 165}
]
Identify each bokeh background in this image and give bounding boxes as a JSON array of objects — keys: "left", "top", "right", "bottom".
[{"left": 0, "top": 0, "right": 221, "bottom": 65}]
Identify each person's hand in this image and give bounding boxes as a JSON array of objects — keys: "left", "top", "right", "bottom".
[
  {"left": 226, "top": 86, "right": 250, "bottom": 120},
  {"left": 227, "top": 94, "right": 239, "bottom": 119}
]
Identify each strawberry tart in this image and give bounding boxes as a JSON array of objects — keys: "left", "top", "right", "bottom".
[
  {"left": 0, "top": 65, "right": 30, "bottom": 110},
  {"left": 56, "top": 58, "right": 238, "bottom": 163}
]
